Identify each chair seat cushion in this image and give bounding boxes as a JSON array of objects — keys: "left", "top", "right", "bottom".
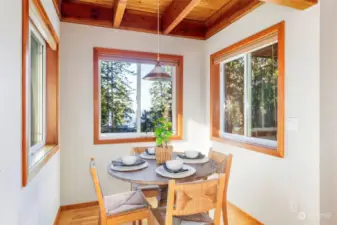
[
  {"left": 104, "top": 191, "right": 148, "bottom": 216},
  {"left": 131, "top": 183, "right": 160, "bottom": 191},
  {"left": 151, "top": 207, "right": 214, "bottom": 225}
]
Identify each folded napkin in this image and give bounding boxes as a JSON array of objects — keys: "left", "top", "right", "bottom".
[
  {"left": 111, "top": 158, "right": 146, "bottom": 167},
  {"left": 178, "top": 152, "right": 205, "bottom": 160},
  {"left": 145, "top": 148, "right": 155, "bottom": 156},
  {"left": 163, "top": 163, "right": 189, "bottom": 174}
]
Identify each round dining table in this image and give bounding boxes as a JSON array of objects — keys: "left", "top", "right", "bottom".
[{"left": 107, "top": 152, "right": 218, "bottom": 205}]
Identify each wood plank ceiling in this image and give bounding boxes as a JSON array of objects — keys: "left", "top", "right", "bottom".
[{"left": 60, "top": 0, "right": 318, "bottom": 40}]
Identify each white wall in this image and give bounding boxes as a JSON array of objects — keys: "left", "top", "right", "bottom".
[
  {"left": 59, "top": 23, "right": 206, "bottom": 205},
  {"left": 19, "top": 153, "right": 60, "bottom": 225},
  {"left": 0, "top": 1, "right": 22, "bottom": 224},
  {"left": 320, "top": 0, "right": 337, "bottom": 224},
  {"left": 205, "top": 4, "right": 320, "bottom": 225},
  {"left": 0, "top": 1, "right": 60, "bottom": 225}
]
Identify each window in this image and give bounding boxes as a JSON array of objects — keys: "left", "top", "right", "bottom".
[
  {"left": 28, "top": 23, "right": 46, "bottom": 154},
  {"left": 94, "top": 48, "right": 183, "bottom": 144},
  {"left": 210, "top": 22, "right": 284, "bottom": 158},
  {"left": 22, "top": 0, "right": 60, "bottom": 187}
]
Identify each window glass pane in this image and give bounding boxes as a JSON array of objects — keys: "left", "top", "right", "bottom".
[
  {"left": 249, "top": 43, "right": 278, "bottom": 141},
  {"left": 224, "top": 57, "right": 245, "bottom": 135},
  {"left": 100, "top": 60, "right": 137, "bottom": 133},
  {"left": 140, "top": 64, "right": 173, "bottom": 133},
  {"left": 30, "top": 34, "right": 44, "bottom": 147}
]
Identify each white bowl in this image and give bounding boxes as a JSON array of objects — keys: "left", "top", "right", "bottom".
[
  {"left": 166, "top": 160, "right": 183, "bottom": 171},
  {"left": 122, "top": 156, "right": 137, "bottom": 165},
  {"left": 147, "top": 147, "right": 155, "bottom": 155},
  {"left": 184, "top": 151, "right": 199, "bottom": 159}
]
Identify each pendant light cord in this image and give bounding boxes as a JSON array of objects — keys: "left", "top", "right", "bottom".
[{"left": 157, "top": 0, "right": 160, "bottom": 62}]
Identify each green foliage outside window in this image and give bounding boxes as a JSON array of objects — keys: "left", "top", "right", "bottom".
[
  {"left": 224, "top": 43, "right": 278, "bottom": 136},
  {"left": 100, "top": 61, "right": 173, "bottom": 134},
  {"left": 141, "top": 78, "right": 172, "bottom": 133},
  {"left": 100, "top": 61, "right": 136, "bottom": 133}
]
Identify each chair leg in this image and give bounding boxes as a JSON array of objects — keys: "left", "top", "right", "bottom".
[
  {"left": 222, "top": 201, "right": 228, "bottom": 225},
  {"left": 148, "top": 211, "right": 155, "bottom": 225},
  {"left": 138, "top": 220, "right": 142, "bottom": 225}
]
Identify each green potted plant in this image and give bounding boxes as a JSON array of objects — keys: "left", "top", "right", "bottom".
[{"left": 154, "top": 117, "right": 173, "bottom": 164}]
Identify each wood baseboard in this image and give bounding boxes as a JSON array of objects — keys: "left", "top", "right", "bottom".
[
  {"left": 228, "top": 202, "right": 263, "bottom": 225},
  {"left": 60, "top": 201, "right": 99, "bottom": 211},
  {"left": 53, "top": 208, "right": 61, "bottom": 225}
]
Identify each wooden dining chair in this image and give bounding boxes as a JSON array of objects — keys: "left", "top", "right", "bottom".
[
  {"left": 208, "top": 148, "right": 233, "bottom": 225},
  {"left": 150, "top": 174, "right": 226, "bottom": 225},
  {"left": 130, "top": 147, "right": 161, "bottom": 199},
  {"left": 90, "top": 157, "right": 151, "bottom": 225}
]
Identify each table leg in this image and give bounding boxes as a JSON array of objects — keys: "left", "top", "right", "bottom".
[{"left": 158, "top": 185, "right": 168, "bottom": 207}]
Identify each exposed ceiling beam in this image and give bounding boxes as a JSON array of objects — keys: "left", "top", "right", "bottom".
[
  {"left": 205, "top": 0, "right": 263, "bottom": 39},
  {"left": 61, "top": 2, "right": 206, "bottom": 40},
  {"left": 162, "top": 0, "right": 201, "bottom": 34},
  {"left": 112, "top": 0, "right": 127, "bottom": 28},
  {"left": 62, "top": 1, "right": 113, "bottom": 22},
  {"left": 121, "top": 10, "right": 206, "bottom": 39},
  {"left": 259, "top": 0, "right": 317, "bottom": 10}
]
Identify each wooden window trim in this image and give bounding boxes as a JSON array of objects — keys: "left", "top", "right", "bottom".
[
  {"left": 22, "top": 0, "right": 60, "bottom": 187},
  {"left": 210, "top": 21, "right": 285, "bottom": 158},
  {"left": 30, "top": 0, "right": 59, "bottom": 50},
  {"left": 52, "top": 0, "right": 62, "bottom": 20},
  {"left": 93, "top": 48, "right": 184, "bottom": 145}
]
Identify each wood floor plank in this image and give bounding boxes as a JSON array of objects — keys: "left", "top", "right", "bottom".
[{"left": 57, "top": 202, "right": 262, "bottom": 225}]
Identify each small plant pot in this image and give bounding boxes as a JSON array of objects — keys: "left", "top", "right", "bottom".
[{"left": 155, "top": 146, "right": 173, "bottom": 164}]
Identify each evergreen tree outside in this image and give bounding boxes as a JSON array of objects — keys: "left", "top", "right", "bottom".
[
  {"left": 141, "top": 66, "right": 173, "bottom": 133},
  {"left": 100, "top": 60, "right": 136, "bottom": 133},
  {"left": 100, "top": 61, "right": 174, "bottom": 134},
  {"left": 224, "top": 57, "right": 245, "bottom": 135},
  {"left": 224, "top": 43, "right": 278, "bottom": 139},
  {"left": 251, "top": 44, "right": 278, "bottom": 129}
]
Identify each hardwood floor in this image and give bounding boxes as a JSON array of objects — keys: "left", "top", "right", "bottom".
[{"left": 57, "top": 200, "right": 262, "bottom": 225}]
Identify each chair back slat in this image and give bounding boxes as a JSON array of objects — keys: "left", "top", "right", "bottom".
[
  {"left": 90, "top": 157, "right": 107, "bottom": 225},
  {"left": 174, "top": 179, "right": 220, "bottom": 215},
  {"left": 208, "top": 149, "right": 230, "bottom": 173},
  {"left": 208, "top": 148, "right": 233, "bottom": 225},
  {"left": 166, "top": 175, "right": 226, "bottom": 225}
]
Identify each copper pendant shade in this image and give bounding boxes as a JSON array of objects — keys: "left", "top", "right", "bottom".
[
  {"left": 143, "top": 0, "right": 171, "bottom": 82},
  {"left": 143, "top": 62, "right": 171, "bottom": 81}
]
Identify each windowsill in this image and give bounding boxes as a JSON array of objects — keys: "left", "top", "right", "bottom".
[
  {"left": 211, "top": 136, "right": 283, "bottom": 158},
  {"left": 28, "top": 144, "right": 59, "bottom": 183},
  {"left": 94, "top": 135, "right": 183, "bottom": 145}
]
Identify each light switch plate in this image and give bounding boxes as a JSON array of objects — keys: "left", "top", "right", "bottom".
[{"left": 287, "top": 118, "right": 299, "bottom": 131}]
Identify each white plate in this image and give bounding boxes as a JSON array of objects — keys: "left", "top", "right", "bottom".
[
  {"left": 176, "top": 155, "right": 209, "bottom": 164},
  {"left": 110, "top": 161, "right": 148, "bottom": 172},
  {"left": 140, "top": 152, "right": 156, "bottom": 160},
  {"left": 155, "top": 165, "right": 196, "bottom": 179}
]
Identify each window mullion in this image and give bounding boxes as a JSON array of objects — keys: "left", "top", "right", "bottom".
[
  {"left": 220, "top": 63, "right": 225, "bottom": 135},
  {"left": 136, "top": 63, "right": 141, "bottom": 134},
  {"left": 261, "top": 79, "right": 265, "bottom": 128},
  {"left": 244, "top": 54, "right": 252, "bottom": 137},
  {"left": 172, "top": 66, "right": 177, "bottom": 134}
]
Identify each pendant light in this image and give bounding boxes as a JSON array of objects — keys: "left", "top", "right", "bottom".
[{"left": 142, "top": 0, "right": 171, "bottom": 81}]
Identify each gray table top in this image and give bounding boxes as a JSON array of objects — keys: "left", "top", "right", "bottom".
[{"left": 107, "top": 153, "right": 218, "bottom": 186}]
